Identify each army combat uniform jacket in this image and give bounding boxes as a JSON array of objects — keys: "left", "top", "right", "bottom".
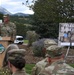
[
  {"left": 0, "top": 67, "right": 11, "bottom": 75},
  {"left": 38, "top": 59, "right": 74, "bottom": 75},
  {"left": 12, "top": 69, "right": 29, "bottom": 75},
  {"left": 1, "top": 22, "right": 16, "bottom": 37},
  {"left": 32, "top": 58, "right": 50, "bottom": 75}
]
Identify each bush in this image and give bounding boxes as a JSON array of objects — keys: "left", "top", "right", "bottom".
[
  {"left": 26, "top": 31, "right": 39, "bottom": 46},
  {"left": 32, "top": 38, "right": 46, "bottom": 57}
]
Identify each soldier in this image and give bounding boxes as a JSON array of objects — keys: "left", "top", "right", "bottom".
[
  {"left": 7, "top": 49, "right": 27, "bottom": 75},
  {"left": 1, "top": 14, "right": 16, "bottom": 39},
  {"left": 3, "top": 44, "right": 19, "bottom": 67},
  {"left": 0, "top": 44, "right": 19, "bottom": 75},
  {"left": 31, "top": 39, "right": 57, "bottom": 75},
  {"left": 38, "top": 45, "right": 74, "bottom": 75},
  {"left": 0, "top": 44, "right": 29, "bottom": 75}
]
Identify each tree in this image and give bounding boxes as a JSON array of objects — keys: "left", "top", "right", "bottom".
[
  {"left": 0, "top": 13, "right": 3, "bottom": 21},
  {"left": 25, "top": 0, "right": 74, "bottom": 38}
]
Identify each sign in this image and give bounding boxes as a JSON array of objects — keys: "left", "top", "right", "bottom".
[
  {"left": 58, "top": 23, "right": 74, "bottom": 46},
  {"left": 0, "top": 44, "right": 5, "bottom": 53},
  {"left": 0, "top": 36, "right": 2, "bottom": 40},
  {"left": 0, "top": 20, "right": 2, "bottom": 24}
]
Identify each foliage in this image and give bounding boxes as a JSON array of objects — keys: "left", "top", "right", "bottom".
[
  {"left": 24, "top": 40, "right": 29, "bottom": 43},
  {"left": 30, "top": 0, "right": 74, "bottom": 38},
  {"left": 69, "top": 64, "right": 74, "bottom": 68},
  {"left": 0, "top": 13, "right": 3, "bottom": 21},
  {"left": 26, "top": 31, "right": 39, "bottom": 46},
  {"left": 10, "top": 16, "right": 32, "bottom": 37},
  {"left": 25, "top": 64, "right": 35, "bottom": 74},
  {"left": 32, "top": 38, "right": 46, "bottom": 57}
]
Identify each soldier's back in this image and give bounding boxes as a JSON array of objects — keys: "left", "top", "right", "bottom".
[
  {"left": 32, "top": 58, "right": 49, "bottom": 75},
  {"left": 39, "top": 59, "right": 74, "bottom": 75},
  {"left": 12, "top": 68, "right": 29, "bottom": 75}
]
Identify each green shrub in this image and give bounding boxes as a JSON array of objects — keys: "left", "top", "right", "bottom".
[
  {"left": 32, "top": 39, "right": 46, "bottom": 57},
  {"left": 26, "top": 31, "right": 39, "bottom": 46},
  {"left": 69, "top": 64, "right": 74, "bottom": 68}
]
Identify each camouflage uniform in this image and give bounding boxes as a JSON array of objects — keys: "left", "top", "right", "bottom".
[
  {"left": 0, "top": 14, "right": 16, "bottom": 39},
  {"left": 0, "top": 67, "right": 11, "bottom": 75},
  {"left": 44, "top": 39, "right": 57, "bottom": 48},
  {"left": 12, "top": 69, "right": 27, "bottom": 75},
  {"left": 7, "top": 49, "right": 28, "bottom": 75},
  {"left": 38, "top": 45, "right": 74, "bottom": 75},
  {"left": 31, "top": 39, "right": 57, "bottom": 75},
  {"left": 1, "top": 22, "right": 16, "bottom": 38}
]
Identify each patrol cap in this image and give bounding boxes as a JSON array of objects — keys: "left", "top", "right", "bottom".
[
  {"left": 7, "top": 49, "right": 26, "bottom": 61},
  {"left": 3, "top": 14, "right": 9, "bottom": 18},
  {"left": 7, "top": 49, "right": 26, "bottom": 60},
  {"left": 46, "top": 45, "right": 63, "bottom": 57},
  {"left": 46, "top": 45, "right": 62, "bottom": 51},
  {"left": 3, "top": 44, "right": 19, "bottom": 67},
  {"left": 44, "top": 39, "right": 57, "bottom": 45},
  {"left": 7, "top": 49, "right": 26, "bottom": 69},
  {"left": 44, "top": 39, "right": 57, "bottom": 48}
]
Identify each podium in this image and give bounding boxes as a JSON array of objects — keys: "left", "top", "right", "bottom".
[{"left": 0, "top": 37, "right": 14, "bottom": 67}]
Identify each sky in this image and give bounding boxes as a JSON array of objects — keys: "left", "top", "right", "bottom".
[{"left": 0, "top": 0, "right": 34, "bottom": 14}]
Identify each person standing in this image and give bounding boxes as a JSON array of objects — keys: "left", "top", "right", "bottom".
[
  {"left": 0, "top": 44, "right": 19, "bottom": 75},
  {"left": 1, "top": 14, "right": 16, "bottom": 40},
  {"left": 31, "top": 39, "right": 57, "bottom": 75},
  {"left": 7, "top": 49, "right": 27, "bottom": 75},
  {"left": 2, "top": 44, "right": 29, "bottom": 75},
  {"left": 38, "top": 45, "right": 74, "bottom": 75}
]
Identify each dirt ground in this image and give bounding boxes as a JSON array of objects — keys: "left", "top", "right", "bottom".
[
  {"left": 18, "top": 44, "right": 74, "bottom": 64},
  {"left": 0, "top": 44, "right": 74, "bottom": 68},
  {"left": 18, "top": 44, "right": 43, "bottom": 64}
]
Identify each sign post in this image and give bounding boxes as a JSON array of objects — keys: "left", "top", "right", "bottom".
[{"left": 58, "top": 23, "right": 74, "bottom": 61}]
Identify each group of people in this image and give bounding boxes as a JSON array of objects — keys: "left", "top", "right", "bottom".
[
  {"left": 0, "top": 39, "right": 74, "bottom": 75},
  {"left": 0, "top": 14, "right": 74, "bottom": 75},
  {"left": 1, "top": 44, "right": 28, "bottom": 75},
  {"left": 0, "top": 14, "right": 29, "bottom": 75},
  {"left": 1, "top": 39, "right": 74, "bottom": 75}
]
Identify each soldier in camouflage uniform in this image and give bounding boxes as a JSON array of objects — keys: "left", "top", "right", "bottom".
[
  {"left": 0, "top": 44, "right": 19, "bottom": 75},
  {"left": 0, "top": 44, "right": 29, "bottom": 75},
  {"left": 3, "top": 44, "right": 19, "bottom": 67},
  {"left": 7, "top": 49, "right": 27, "bottom": 75},
  {"left": 0, "top": 14, "right": 16, "bottom": 39},
  {"left": 31, "top": 39, "right": 57, "bottom": 75},
  {"left": 38, "top": 45, "right": 74, "bottom": 75}
]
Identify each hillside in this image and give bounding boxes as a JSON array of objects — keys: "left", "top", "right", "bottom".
[
  {"left": 0, "top": 6, "right": 11, "bottom": 15},
  {"left": 10, "top": 15, "right": 32, "bottom": 37}
]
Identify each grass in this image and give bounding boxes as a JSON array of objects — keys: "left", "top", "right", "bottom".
[
  {"left": 25, "top": 64, "right": 35, "bottom": 74},
  {"left": 24, "top": 40, "right": 28, "bottom": 44},
  {"left": 69, "top": 64, "right": 74, "bottom": 68}
]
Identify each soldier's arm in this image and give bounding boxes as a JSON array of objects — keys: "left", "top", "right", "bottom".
[
  {"left": 31, "top": 66, "right": 37, "bottom": 75},
  {"left": 38, "top": 69, "right": 51, "bottom": 75}
]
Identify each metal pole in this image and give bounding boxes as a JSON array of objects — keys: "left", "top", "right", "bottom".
[{"left": 65, "top": 24, "right": 72, "bottom": 61}]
